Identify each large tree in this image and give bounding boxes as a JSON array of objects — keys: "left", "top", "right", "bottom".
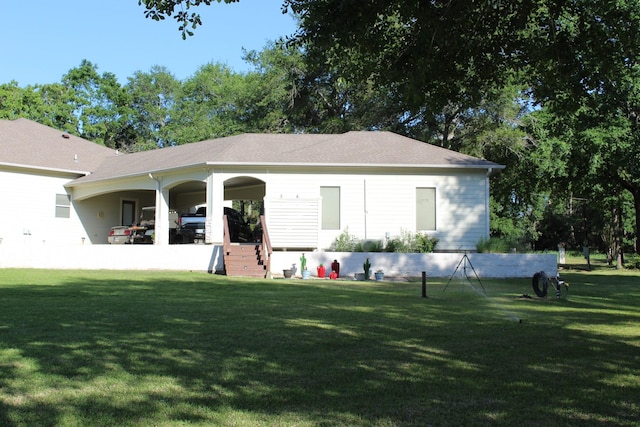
[
  {"left": 62, "top": 60, "right": 133, "bottom": 149},
  {"left": 0, "top": 82, "right": 77, "bottom": 131},
  {"left": 125, "top": 66, "right": 181, "bottom": 150},
  {"left": 139, "top": 0, "right": 535, "bottom": 124},
  {"left": 166, "top": 63, "right": 249, "bottom": 144},
  {"left": 521, "top": 1, "right": 640, "bottom": 254}
]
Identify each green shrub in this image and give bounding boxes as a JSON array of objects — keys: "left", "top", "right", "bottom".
[
  {"left": 624, "top": 253, "right": 640, "bottom": 269},
  {"left": 329, "top": 229, "right": 438, "bottom": 253},
  {"left": 385, "top": 229, "right": 414, "bottom": 252},
  {"left": 385, "top": 230, "right": 438, "bottom": 253},
  {"left": 383, "top": 238, "right": 401, "bottom": 253},
  {"left": 355, "top": 239, "right": 384, "bottom": 252},
  {"left": 415, "top": 232, "right": 439, "bottom": 253},
  {"left": 329, "top": 228, "right": 359, "bottom": 252}
]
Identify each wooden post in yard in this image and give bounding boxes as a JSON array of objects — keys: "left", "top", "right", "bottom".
[{"left": 422, "top": 271, "right": 428, "bottom": 298}]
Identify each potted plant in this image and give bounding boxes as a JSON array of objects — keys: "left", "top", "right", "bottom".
[
  {"left": 374, "top": 269, "right": 384, "bottom": 281},
  {"left": 317, "top": 263, "right": 326, "bottom": 278},
  {"left": 300, "top": 253, "right": 310, "bottom": 279},
  {"left": 363, "top": 257, "right": 371, "bottom": 280}
]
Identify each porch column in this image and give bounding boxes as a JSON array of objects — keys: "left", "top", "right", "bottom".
[
  {"left": 154, "top": 181, "right": 171, "bottom": 245},
  {"left": 205, "top": 170, "right": 224, "bottom": 244}
]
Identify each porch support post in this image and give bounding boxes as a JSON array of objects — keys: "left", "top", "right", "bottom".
[
  {"left": 205, "top": 170, "right": 223, "bottom": 244},
  {"left": 153, "top": 178, "right": 170, "bottom": 245}
]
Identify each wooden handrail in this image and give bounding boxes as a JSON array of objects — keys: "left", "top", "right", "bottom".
[
  {"left": 222, "top": 214, "right": 231, "bottom": 273},
  {"left": 260, "top": 215, "right": 272, "bottom": 274}
]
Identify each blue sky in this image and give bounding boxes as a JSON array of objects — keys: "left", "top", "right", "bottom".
[{"left": 0, "top": 0, "right": 298, "bottom": 87}]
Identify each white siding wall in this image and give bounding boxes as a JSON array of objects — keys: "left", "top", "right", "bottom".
[
  {"left": 251, "top": 168, "right": 489, "bottom": 251},
  {"left": 0, "top": 169, "right": 85, "bottom": 246},
  {"left": 434, "top": 173, "right": 489, "bottom": 250},
  {"left": 0, "top": 169, "right": 160, "bottom": 246},
  {"left": 1, "top": 166, "right": 491, "bottom": 251}
]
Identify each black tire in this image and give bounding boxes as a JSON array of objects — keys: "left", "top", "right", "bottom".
[{"left": 532, "top": 271, "right": 548, "bottom": 297}]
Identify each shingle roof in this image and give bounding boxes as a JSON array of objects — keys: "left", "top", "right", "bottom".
[
  {"left": 71, "top": 131, "right": 503, "bottom": 184},
  {"left": 0, "top": 118, "right": 115, "bottom": 174},
  {"left": 1, "top": 119, "right": 503, "bottom": 186}
]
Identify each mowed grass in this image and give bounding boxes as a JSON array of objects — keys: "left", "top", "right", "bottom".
[{"left": 0, "top": 267, "right": 638, "bottom": 426}]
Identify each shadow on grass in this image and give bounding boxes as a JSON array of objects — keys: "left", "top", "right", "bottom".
[{"left": 0, "top": 271, "right": 639, "bottom": 426}]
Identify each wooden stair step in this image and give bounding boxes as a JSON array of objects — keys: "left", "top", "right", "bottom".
[
  {"left": 225, "top": 266, "right": 267, "bottom": 278},
  {"left": 225, "top": 253, "right": 261, "bottom": 259}
]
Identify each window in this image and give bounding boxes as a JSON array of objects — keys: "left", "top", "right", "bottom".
[
  {"left": 416, "top": 187, "right": 436, "bottom": 230},
  {"left": 55, "top": 194, "right": 71, "bottom": 218},
  {"left": 321, "top": 186, "right": 340, "bottom": 230}
]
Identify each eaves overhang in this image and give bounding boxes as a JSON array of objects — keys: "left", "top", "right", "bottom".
[
  {"left": 0, "top": 161, "right": 90, "bottom": 177},
  {"left": 66, "top": 160, "right": 505, "bottom": 188},
  {"left": 65, "top": 162, "right": 212, "bottom": 188}
]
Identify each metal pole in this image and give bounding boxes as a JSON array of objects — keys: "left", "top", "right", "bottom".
[{"left": 422, "top": 271, "right": 428, "bottom": 298}]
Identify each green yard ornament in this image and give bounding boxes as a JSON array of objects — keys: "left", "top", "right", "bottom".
[
  {"left": 300, "top": 253, "right": 310, "bottom": 279},
  {"left": 363, "top": 258, "right": 371, "bottom": 280}
]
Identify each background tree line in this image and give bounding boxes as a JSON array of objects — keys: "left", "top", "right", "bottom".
[{"left": 2, "top": 0, "right": 640, "bottom": 265}]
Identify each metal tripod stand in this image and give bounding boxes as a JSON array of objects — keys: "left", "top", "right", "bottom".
[{"left": 443, "top": 253, "right": 486, "bottom": 294}]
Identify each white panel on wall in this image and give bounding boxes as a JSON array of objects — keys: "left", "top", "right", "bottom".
[{"left": 265, "top": 198, "right": 320, "bottom": 249}]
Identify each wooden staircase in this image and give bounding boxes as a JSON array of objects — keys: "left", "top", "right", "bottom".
[
  {"left": 224, "top": 243, "right": 268, "bottom": 278},
  {"left": 223, "top": 215, "right": 272, "bottom": 278}
]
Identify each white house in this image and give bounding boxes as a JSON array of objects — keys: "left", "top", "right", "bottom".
[{"left": 1, "top": 118, "right": 558, "bottom": 278}]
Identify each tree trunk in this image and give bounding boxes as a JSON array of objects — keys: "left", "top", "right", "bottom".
[
  {"left": 619, "top": 181, "right": 640, "bottom": 256},
  {"left": 616, "top": 205, "right": 623, "bottom": 269},
  {"left": 633, "top": 188, "right": 640, "bottom": 256}
]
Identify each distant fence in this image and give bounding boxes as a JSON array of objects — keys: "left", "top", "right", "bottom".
[{"left": 0, "top": 244, "right": 557, "bottom": 278}]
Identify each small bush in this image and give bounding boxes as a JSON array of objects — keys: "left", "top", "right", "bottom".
[
  {"left": 329, "top": 228, "right": 359, "bottom": 252},
  {"left": 384, "top": 229, "right": 412, "bottom": 252},
  {"left": 384, "top": 238, "right": 401, "bottom": 253},
  {"left": 355, "top": 239, "right": 384, "bottom": 252},
  {"left": 329, "top": 229, "right": 438, "bottom": 253},
  {"left": 415, "top": 232, "right": 439, "bottom": 253},
  {"left": 385, "top": 230, "right": 438, "bottom": 253},
  {"left": 624, "top": 253, "right": 640, "bottom": 269}
]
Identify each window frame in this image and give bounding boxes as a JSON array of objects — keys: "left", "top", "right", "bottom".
[
  {"left": 320, "top": 186, "right": 341, "bottom": 230},
  {"left": 55, "top": 193, "right": 71, "bottom": 219},
  {"left": 416, "top": 187, "right": 436, "bottom": 231}
]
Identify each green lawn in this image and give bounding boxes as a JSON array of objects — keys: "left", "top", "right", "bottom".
[{"left": 0, "top": 267, "right": 638, "bottom": 426}]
